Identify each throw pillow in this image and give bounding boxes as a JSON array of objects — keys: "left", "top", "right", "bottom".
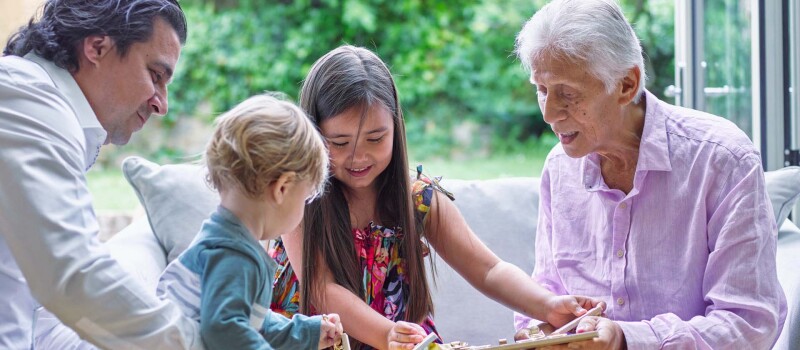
[
  {"left": 122, "top": 156, "right": 219, "bottom": 262},
  {"left": 765, "top": 166, "right": 800, "bottom": 227}
]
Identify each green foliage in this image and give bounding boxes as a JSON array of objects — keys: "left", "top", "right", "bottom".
[
  {"left": 166, "top": 0, "right": 677, "bottom": 159},
  {"left": 86, "top": 169, "right": 141, "bottom": 211},
  {"left": 170, "top": 0, "right": 541, "bottom": 153},
  {"left": 701, "top": 0, "right": 751, "bottom": 134},
  {"left": 623, "top": 0, "right": 675, "bottom": 104}
]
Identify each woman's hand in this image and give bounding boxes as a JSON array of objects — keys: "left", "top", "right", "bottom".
[
  {"left": 386, "top": 321, "right": 426, "bottom": 350},
  {"left": 544, "top": 296, "right": 606, "bottom": 328},
  {"left": 318, "top": 313, "right": 344, "bottom": 349}
]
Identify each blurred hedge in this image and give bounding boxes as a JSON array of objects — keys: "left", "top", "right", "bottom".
[{"left": 168, "top": 0, "right": 674, "bottom": 157}]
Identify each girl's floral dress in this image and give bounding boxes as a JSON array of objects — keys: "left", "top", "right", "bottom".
[{"left": 269, "top": 178, "right": 439, "bottom": 348}]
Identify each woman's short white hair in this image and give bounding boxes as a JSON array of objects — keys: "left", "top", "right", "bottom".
[{"left": 515, "top": 0, "right": 646, "bottom": 102}]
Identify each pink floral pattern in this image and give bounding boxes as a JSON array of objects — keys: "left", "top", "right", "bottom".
[{"left": 270, "top": 179, "right": 439, "bottom": 348}]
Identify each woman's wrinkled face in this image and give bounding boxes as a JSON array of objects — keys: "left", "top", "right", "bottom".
[
  {"left": 531, "top": 54, "right": 624, "bottom": 158},
  {"left": 320, "top": 103, "right": 395, "bottom": 192}
]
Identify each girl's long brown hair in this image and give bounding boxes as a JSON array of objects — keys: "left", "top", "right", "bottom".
[{"left": 298, "top": 46, "right": 433, "bottom": 345}]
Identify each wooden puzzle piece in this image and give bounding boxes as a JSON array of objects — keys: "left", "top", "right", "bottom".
[
  {"left": 430, "top": 331, "right": 600, "bottom": 350},
  {"left": 334, "top": 333, "right": 351, "bottom": 350},
  {"left": 551, "top": 305, "right": 605, "bottom": 335}
]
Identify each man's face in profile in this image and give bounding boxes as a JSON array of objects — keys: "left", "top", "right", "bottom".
[{"left": 77, "top": 17, "right": 182, "bottom": 145}]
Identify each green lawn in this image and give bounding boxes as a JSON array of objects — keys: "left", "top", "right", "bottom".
[
  {"left": 409, "top": 152, "right": 547, "bottom": 181},
  {"left": 86, "top": 169, "right": 141, "bottom": 212},
  {"left": 86, "top": 147, "right": 551, "bottom": 212}
]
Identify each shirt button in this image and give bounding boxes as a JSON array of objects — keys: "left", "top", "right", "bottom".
[
  {"left": 617, "top": 297, "right": 625, "bottom": 306},
  {"left": 619, "top": 202, "right": 628, "bottom": 209},
  {"left": 617, "top": 249, "right": 624, "bottom": 258}
]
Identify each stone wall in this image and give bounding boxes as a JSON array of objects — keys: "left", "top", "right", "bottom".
[
  {"left": 97, "top": 208, "right": 145, "bottom": 242},
  {"left": 0, "top": 0, "right": 41, "bottom": 45}
]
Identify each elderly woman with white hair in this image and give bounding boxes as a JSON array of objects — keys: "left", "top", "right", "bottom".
[{"left": 512, "top": 0, "right": 786, "bottom": 349}]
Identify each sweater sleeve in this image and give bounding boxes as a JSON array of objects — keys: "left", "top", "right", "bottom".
[
  {"left": 260, "top": 311, "right": 321, "bottom": 350},
  {"left": 198, "top": 247, "right": 272, "bottom": 349}
]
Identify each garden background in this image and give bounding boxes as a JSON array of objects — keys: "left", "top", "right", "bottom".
[{"left": 1, "top": 0, "right": 677, "bottom": 234}]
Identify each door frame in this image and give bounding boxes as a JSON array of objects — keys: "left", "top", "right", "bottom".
[{"left": 674, "top": 0, "right": 798, "bottom": 171}]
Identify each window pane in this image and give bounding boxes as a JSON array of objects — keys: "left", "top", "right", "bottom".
[{"left": 703, "top": 0, "right": 752, "bottom": 136}]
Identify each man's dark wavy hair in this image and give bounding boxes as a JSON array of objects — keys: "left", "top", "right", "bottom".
[{"left": 3, "top": 0, "right": 187, "bottom": 73}]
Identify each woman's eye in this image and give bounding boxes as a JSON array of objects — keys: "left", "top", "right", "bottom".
[
  {"left": 367, "top": 136, "right": 384, "bottom": 143},
  {"left": 329, "top": 141, "right": 347, "bottom": 148}
]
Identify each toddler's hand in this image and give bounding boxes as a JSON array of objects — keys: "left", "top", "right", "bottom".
[
  {"left": 318, "top": 313, "right": 343, "bottom": 349},
  {"left": 387, "top": 321, "right": 427, "bottom": 350}
]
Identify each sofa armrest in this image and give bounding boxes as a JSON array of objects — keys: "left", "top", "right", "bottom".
[
  {"left": 775, "top": 219, "right": 800, "bottom": 349},
  {"left": 106, "top": 215, "right": 168, "bottom": 291}
]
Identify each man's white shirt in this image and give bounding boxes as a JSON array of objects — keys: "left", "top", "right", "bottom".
[{"left": 0, "top": 54, "right": 202, "bottom": 349}]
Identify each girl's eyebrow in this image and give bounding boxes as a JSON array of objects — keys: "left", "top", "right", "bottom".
[
  {"left": 365, "top": 126, "right": 388, "bottom": 135},
  {"left": 326, "top": 126, "right": 388, "bottom": 138}
]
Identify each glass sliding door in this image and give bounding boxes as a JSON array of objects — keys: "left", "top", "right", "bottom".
[
  {"left": 789, "top": 0, "right": 799, "bottom": 166},
  {"left": 674, "top": 0, "right": 795, "bottom": 170},
  {"left": 790, "top": 0, "right": 800, "bottom": 225},
  {"left": 671, "top": 0, "right": 752, "bottom": 136},
  {"left": 701, "top": 0, "right": 752, "bottom": 136}
]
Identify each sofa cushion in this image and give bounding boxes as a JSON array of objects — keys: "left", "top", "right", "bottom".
[
  {"left": 774, "top": 219, "right": 800, "bottom": 350},
  {"left": 765, "top": 166, "right": 800, "bottom": 228},
  {"left": 430, "top": 178, "right": 539, "bottom": 344},
  {"left": 122, "top": 156, "right": 219, "bottom": 262},
  {"left": 105, "top": 216, "right": 167, "bottom": 290}
]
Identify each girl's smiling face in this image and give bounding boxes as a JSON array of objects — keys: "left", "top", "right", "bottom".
[{"left": 320, "top": 103, "right": 395, "bottom": 192}]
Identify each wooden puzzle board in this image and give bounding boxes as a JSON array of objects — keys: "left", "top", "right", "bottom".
[{"left": 417, "top": 331, "right": 600, "bottom": 350}]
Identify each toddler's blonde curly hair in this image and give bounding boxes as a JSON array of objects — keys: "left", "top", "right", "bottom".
[{"left": 205, "top": 94, "right": 328, "bottom": 200}]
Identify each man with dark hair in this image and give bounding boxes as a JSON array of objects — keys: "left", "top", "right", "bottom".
[{"left": 0, "top": 1, "right": 203, "bottom": 348}]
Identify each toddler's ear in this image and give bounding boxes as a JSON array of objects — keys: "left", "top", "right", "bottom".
[{"left": 271, "top": 172, "right": 298, "bottom": 204}]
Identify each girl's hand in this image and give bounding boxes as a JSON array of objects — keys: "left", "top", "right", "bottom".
[
  {"left": 545, "top": 295, "right": 606, "bottom": 329},
  {"left": 387, "top": 321, "right": 426, "bottom": 349},
  {"left": 318, "top": 313, "right": 344, "bottom": 349}
]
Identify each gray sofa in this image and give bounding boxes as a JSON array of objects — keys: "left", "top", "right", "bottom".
[{"left": 108, "top": 157, "right": 800, "bottom": 348}]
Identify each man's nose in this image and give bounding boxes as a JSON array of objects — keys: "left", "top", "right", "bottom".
[{"left": 149, "top": 89, "right": 168, "bottom": 116}]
